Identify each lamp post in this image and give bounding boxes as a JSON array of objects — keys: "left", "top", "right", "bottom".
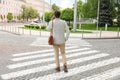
[
  {"left": 50, "top": 0, "right": 52, "bottom": 11},
  {"left": 42, "top": 0, "right": 45, "bottom": 22},
  {"left": 73, "top": 0, "right": 77, "bottom": 32},
  {"left": 96, "top": 0, "right": 100, "bottom": 30}
]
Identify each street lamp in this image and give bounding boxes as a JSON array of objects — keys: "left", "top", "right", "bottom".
[
  {"left": 73, "top": 0, "right": 77, "bottom": 32},
  {"left": 96, "top": 0, "right": 100, "bottom": 30},
  {"left": 42, "top": 0, "right": 45, "bottom": 22},
  {"left": 50, "top": 0, "right": 52, "bottom": 11}
]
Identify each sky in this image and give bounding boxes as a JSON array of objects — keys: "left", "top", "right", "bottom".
[{"left": 45, "top": 0, "right": 85, "bottom": 9}]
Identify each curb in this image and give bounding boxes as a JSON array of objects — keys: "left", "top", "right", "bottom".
[{"left": 83, "top": 37, "right": 120, "bottom": 39}]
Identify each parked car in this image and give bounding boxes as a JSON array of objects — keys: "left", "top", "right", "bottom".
[
  {"left": 7, "top": 20, "right": 16, "bottom": 23},
  {"left": 30, "top": 21, "right": 40, "bottom": 25}
]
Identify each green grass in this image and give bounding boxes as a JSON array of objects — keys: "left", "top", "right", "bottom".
[
  {"left": 22, "top": 23, "right": 120, "bottom": 34},
  {"left": 70, "top": 29, "right": 92, "bottom": 33},
  {"left": 81, "top": 24, "right": 96, "bottom": 30},
  {"left": 23, "top": 27, "right": 92, "bottom": 33},
  {"left": 77, "top": 24, "right": 120, "bottom": 31}
]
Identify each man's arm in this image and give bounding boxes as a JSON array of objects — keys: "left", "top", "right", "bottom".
[
  {"left": 46, "top": 21, "right": 52, "bottom": 31},
  {"left": 65, "top": 21, "right": 70, "bottom": 41}
]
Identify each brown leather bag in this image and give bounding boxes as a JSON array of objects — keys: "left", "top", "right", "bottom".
[
  {"left": 48, "top": 20, "right": 54, "bottom": 45},
  {"left": 48, "top": 35, "right": 54, "bottom": 45}
]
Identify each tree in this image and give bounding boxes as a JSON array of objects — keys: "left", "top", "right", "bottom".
[
  {"left": 21, "top": 5, "right": 28, "bottom": 21},
  {"left": 114, "top": 0, "right": 120, "bottom": 27},
  {"left": 7, "top": 13, "right": 13, "bottom": 21},
  {"left": 17, "top": 15, "right": 22, "bottom": 20},
  {"left": 81, "top": 0, "right": 98, "bottom": 18},
  {"left": 52, "top": 4, "right": 60, "bottom": 11},
  {"left": 21, "top": 5, "right": 39, "bottom": 21},
  {"left": 29, "top": 7, "right": 39, "bottom": 19},
  {"left": 44, "top": 12, "right": 54, "bottom": 22},
  {"left": 61, "top": 8, "right": 74, "bottom": 25},
  {"left": 98, "top": 0, "right": 113, "bottom": 26},
  {"left": 77, "top": 0, "right": 83, "bottom": 19}
]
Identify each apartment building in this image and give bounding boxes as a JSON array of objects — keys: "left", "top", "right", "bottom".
[
  {"left": 26, "top": 0, "right": 51, "bottom": 15},
  {"left": 0, "top": 0, "right": 51, "bottom": 22}
]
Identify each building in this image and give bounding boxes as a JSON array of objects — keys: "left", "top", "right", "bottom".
[{"left": 0, "top": 0, "right": 51, "bottom": 22}]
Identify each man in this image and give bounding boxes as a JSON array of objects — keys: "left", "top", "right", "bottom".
[{"left": 47, "top": 11, "right": 70, "bottom": 72}]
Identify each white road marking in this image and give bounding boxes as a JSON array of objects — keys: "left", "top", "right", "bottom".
[
  {"left": 1, "top": 54, "right": 114, "bottom": 80},
  {"left": 29, "top": 57, "right": 120, "bottom": 80},
  {"left": 81, "top": 67, "right": 120, "bottom": 80},
  {"left": 12, "top": 46, "right": 79, "bottom": 57},
  {"left": 11, "top": 48, "right": 91, "bottom": 61},
  {"left": 7, "top": 53, "right": 108, "bottom": 69}
]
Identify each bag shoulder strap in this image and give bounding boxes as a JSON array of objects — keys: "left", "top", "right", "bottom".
[{"left": 50, "top": 20, "right": 53, "bottom": 35}]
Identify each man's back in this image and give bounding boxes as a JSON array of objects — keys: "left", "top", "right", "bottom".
[{"left": 47, "top": 18, "right": 70, "bottom": 44}]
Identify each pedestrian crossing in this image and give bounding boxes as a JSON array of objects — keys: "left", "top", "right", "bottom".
[
  {"left": 1, "top": 45, "right": 120, "bottom": 80},
  {"left": 30, "top": 37, "right": 92, "bottom": 47}
]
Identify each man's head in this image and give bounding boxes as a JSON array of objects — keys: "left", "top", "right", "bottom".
[{"left": 54, "top": 11, "right": 61, "bottom": 18}]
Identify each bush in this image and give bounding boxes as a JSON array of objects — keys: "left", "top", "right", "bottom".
[
  {"left": 24, "top": 24, "right": 40, "bottom": 29},
  {"left": 41, "top": 26, "right": 46, "bottom": 30},
  {"left": 69, "top": 26, "right": 73, "bottom": 31},
  {"left": 24, "top": 25, "right": 30, "bottom": 28}
]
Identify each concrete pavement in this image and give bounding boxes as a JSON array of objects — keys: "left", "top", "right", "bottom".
[
  {"left": 0, "top": 24, "right": 120, "bottom": 39},
  {"left": 0, "top": 30, "right": 120, "bottom": 80}
]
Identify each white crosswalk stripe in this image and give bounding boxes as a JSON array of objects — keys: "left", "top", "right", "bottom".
[
  {"left": 11, "top": 48, "right": 91, "bottom": 61},
  {"left": 81, "top": 67, "right": 120, "bottom": 80},
  {"left": 29, "top": 58, "right": 120, "bottom": 80},
  {"left": 1, "top": 45, "right": 120, "bottom": 80},
  {"left": 7, "top": 53, "right": 107, "bottom": 69},
  {"left": 30, "top": 37, "right": 92, "bottom": 47},
  {"left": 12, "top": 46, "right": 79, "bottom": 57}
]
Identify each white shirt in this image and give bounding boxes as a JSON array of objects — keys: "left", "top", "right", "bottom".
[{"left": 47, "top": 18, "right": 70, "bottom": 44}]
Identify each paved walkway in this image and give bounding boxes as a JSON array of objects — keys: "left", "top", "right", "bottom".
[
  {"left": 1, "top": 43, "right": 120, "bottom": 80},
  {"left": 0, "top": 29, "right": 120, "bottom": 80},
  {"left": 0, "top": 25, "right": 120, "bottom": 39}
]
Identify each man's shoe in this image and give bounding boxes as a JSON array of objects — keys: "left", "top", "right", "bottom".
[
  {"left": 55, "top": 67, "right": 60, "bottom": 72},
  {"left": 63, "top": 64, "right": 68, "bottom": 73}
]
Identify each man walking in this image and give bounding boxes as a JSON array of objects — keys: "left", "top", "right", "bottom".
[{"left": 47, "top": 11, "right": 70, "bottom": 72}]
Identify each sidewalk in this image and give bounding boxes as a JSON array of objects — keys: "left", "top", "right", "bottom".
[
  {"left": 20, "top": 29, "right": 120, "bottom": 39},
  {"left": 0, "top": 25, "right": 120, "bottom": 39}
]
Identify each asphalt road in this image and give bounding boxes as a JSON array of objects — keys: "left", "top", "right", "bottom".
[
  {"left": 86, "top": 39, "right": 120, "bottom": 57},
  {"left": 0, "top": 30, "right": 120, "bottom": 80}
]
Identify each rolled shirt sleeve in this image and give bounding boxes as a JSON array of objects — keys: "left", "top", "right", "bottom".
[
  {"left": 64, "top": 21, "right": 70, "bottom": 41},
  {"left": 46, "top": 21, "right": 52, "bottom": 31}
]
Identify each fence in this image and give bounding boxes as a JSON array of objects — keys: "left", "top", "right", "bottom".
[{"left": 0, "top": 25, "right": 120, "bottom": 39}]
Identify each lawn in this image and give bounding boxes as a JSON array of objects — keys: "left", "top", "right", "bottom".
[
  {"left": 22, "top": 23, "right": 120, "bottom": 34},
  {"left": 80, "top": 24, "right": 120, "bottom": 31}
]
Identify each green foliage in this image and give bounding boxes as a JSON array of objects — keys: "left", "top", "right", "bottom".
[
  {"left": 45, "top": 12, "right": 54, "bottom": 22},
  {"left": 80, "top": 0, "right": 118, "bottom": 19},
  {"left": 81, "top": 0, "right": 98, "bottom": 18},
  {"left": 77, "top": 0, "right": 83, "bottom": 18},
  {"left": 21, "top": 5, "right": 39, "bottom": 21},
  {"left": 29, "top": 7, "right": 39, "bottom": 19},
  {"left": 7, "top": 13, "right": 13, "bottom": 20},
  {"left": 61, "top": 8, "right": 74, "bottom": 25},
  {"left": 17, "top": 15, "right": 22, "bottom": 20},
  {"left": 52, "top": 4, "right": 60, "bottom": 11},
  {"left": 41, "top": 26, "right": 46, "bottom": 29},
  {"left": 69, "top": 26, "right": 73, "bottom": 31},
  {"left": 24, "top": 24, "right": 40, "bottom": 29},
  {"left": 99, "top": 0, "right": 113, "bottom": 26}
]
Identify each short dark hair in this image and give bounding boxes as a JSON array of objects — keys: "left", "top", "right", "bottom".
[{"left": 54, "top": 11, "right": 61, "bottom": 18}]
